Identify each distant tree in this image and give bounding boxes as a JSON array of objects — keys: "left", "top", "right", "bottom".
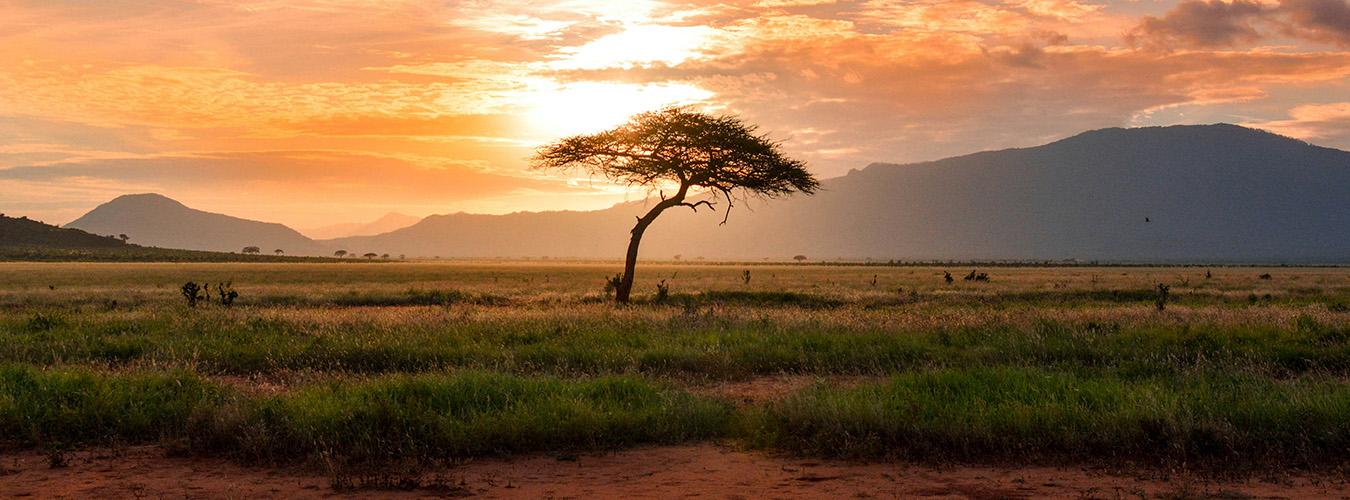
[
  {"left": 117, "top": 234, "right": 129, "bottom": 244},
  {"left": 363, "top": 252, "right": 378, "bottom": 259},
  {"left": 334, "top": 250, "right": 348, "bottom": 258},
  {"left": 381, "top": 253, "right": 390, "bottom": 259},
  {"left": 673, "top": 254, "right": 682, "bottom": 261},
  {"left": 399, "top": 254, "right": 406, "bottom": 260},
  {"left": 242, "top": 246, "right": 261, "bottom": 254},
  {"left": 533, "top": 107, "right": 818, "bottom": 304},
  {"left": 793, "top": 255, "right": 807, "bottom": 262},
  {"left": 274, "top": 249, "right": 284, "bottom": 255}
]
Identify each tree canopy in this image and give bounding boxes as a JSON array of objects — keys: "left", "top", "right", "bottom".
[{"left": 533, "top": 107, "right": 819, "bottom": 224}]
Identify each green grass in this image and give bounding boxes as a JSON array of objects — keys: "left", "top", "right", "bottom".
[
  {"left": 1, "top": 364, "right": 729, "bottom": 464},
  {"left": 211, "top": 372, "right": 729, "bottom": 463},
  {"left": 4, "top": 308, "right": 1347, "bottom": 378},
  {"left": 740, "top": 367, "right": 1350, "bottom": 465},
  {"left": 1, "top": 262, "right": 1347, "bottom": 469},
  {"left": 0, "top": 364, "right": 226, "bottom": 447},
  {"left": 8, "top": 363, "right": 1350, "bottom": 468}
]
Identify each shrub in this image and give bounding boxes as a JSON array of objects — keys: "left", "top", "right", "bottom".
[
  {"left": 216, "top": 281, "right": 239, "bottom": 307},
  {"left": 181, "top": 282, "right": 204, "bottom": 308},
  {"left": 655, "top": 280, "right": 670, "bottom": 304},
  {"left": 603, "top": 274, "right": 622, "bottom": 299}
]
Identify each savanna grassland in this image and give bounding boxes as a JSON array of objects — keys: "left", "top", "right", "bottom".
[{"left": 3, "top": 261, "right": 1349, "bottom": 493}]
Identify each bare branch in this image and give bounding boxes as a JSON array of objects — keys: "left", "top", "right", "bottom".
[{"left": 677, "top": 200, "right": 715, "bottom": 213}]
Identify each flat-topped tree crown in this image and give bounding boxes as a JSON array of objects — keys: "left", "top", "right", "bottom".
[
  {"left": 533, "top": 107, "right": 819, "bottom": 222},
  {"left": 532, "top": 107, "right": 819, "bottom": 303}
]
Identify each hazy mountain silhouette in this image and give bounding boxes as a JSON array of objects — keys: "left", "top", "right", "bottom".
[
  {"left": 65, "top": 193, "right": 325, "bottom": 255},
  {"left": 331, "top": 124, "right": 1349, "bottom": 263},
  {"left": 1, "top": 214, "right": 126, "bottom": 248},
  {"left": 300, "top": 212, "right": 421, "bottom": 240}
]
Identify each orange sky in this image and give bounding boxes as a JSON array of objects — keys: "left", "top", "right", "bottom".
[{"left": 2, "top": 0, "right": 1348, "bottom": 228}]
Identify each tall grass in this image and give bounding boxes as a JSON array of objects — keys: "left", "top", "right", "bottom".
[
  {"left": 2, "top": 263, "right": 1347, "bottom": 468},
  {"left": 0, "top": 364, "right": 729, "bottom": 464},
  {"left": 0, "top": 364, "right": 225, "bottom": 447},
  {"left": 208, "top": 372, "right": 728, "bottom": 463},
  {"left": 8, "top": 364, "right": 1350, "bottom": 467},
  {"left": 740, "top": 367, "right": 1350, "bottom": 465},
  {"left": 3, "top": 309, "right": 1346, "bottom": 378}
]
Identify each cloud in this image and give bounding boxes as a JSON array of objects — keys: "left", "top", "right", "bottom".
[
  {"left": 1127, "top": 0, "right": 1350, "bottom": 49},
  {"left": 1280, "top": 0, "right": 1350, "bottom": 46},
  {"left": 0, "top": 150, "right": 587, "bottom": 226},
  {"left": 1127, "top": 0, "right": 1269, "bottom": 49},
  {"left": 1246, "top": 101, "right": 1350, "bottom": 141},
  {"left": 1, "top": 0, "right": 1349, "bottom": 226}
]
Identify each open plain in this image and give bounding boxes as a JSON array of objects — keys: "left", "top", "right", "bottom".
[{"left": 2, "top": 261, "right": 1349, "bottom": 497}]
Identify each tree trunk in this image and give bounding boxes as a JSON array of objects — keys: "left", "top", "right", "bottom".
[
  {"left": 614, "top": 186, "right": 689, "bottom": 304},
  {"left": 615, "top": 219, "right": 651, "bottom": 304}
]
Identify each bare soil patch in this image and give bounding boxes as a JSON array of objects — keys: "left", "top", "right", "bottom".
[{"left": 4, "top": 445, "right": 1347, "bottom": 499}]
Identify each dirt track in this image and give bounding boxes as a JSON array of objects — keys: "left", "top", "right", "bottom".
[{"left": 4, "top": 444, "right": 1348, "bottom": 499}]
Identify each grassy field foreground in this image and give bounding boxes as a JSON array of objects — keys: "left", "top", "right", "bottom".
[{"left": 1, "top": 262, "right": 1348, "bottom": 470}]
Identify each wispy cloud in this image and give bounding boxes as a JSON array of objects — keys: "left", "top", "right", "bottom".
[{"left": 1, "top": 0, "right": 1348, "bottom": 226}]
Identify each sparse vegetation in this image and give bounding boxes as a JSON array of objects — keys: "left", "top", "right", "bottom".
[{"left": 2, "top": 262, "right": 1348, "bottom": 476}]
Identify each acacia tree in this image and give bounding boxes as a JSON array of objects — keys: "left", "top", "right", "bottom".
[{"left": 533, "top": 107, "right": 819, "bottom": 303}]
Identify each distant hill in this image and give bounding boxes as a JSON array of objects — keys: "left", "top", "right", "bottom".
[
  {"left": 66, "top": 194, "right": 326, "bottom": 255},
  {"left": 300, "top": 212, "right": 421, "bottom": 240},
  {"left": 1, "top": 214, "right": 126, "bottom": 248},
  {"left": 0, "top": 213, "right": 334, "bottom": 262},
  {"left": 331, "top": 124, "right": 1350, "bottom": 263}
]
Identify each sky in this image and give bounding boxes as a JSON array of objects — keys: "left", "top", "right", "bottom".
[{"left": 2, "top": 0, "right": 1348, "bottom": 228}]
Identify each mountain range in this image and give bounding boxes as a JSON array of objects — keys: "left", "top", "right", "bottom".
[
  {"left": 300, "top": 212, "right": 421, "bottom": 240},
  {"left": 56, "top": 124, "right": 1350, "bottom": 263}
]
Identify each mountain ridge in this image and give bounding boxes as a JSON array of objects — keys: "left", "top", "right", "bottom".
[
  {"left": 329, "top": 123, "right": 1350, "bottom": 262},
  {"left": 301, "top": 212, "right": 422, "bottom": 240},
  {"left": 66, "top": 193, "right": 326, "bottom": 255},
  {"left": 59, "top": 124, "right": 1350, "bottom": 262}
]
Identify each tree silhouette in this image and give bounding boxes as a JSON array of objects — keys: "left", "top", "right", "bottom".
[
  {"left": 117, "top": 234, "right": 129, "bottom": 244},
  {"left": 242, "top": 246, "right": 261, "bottom": 254},
  {"left": 793, "top": 255, "right": 807, "bottom": 262},
  {"left": 533, "top": 107, "right": 818, "bottom": 303},
  {"left": 334, "top": 250, "right": 347, "bottom": 258},
  {"left": 274, "top": 249, "right": 284, "bottom": 255},
  {"left": 363, "top": 252, "right": 378, "bottom": 259}
]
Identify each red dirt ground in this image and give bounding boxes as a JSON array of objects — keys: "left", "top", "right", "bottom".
[{"left": 4, "top": 444, "right": 1348, "bottom": 499}]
